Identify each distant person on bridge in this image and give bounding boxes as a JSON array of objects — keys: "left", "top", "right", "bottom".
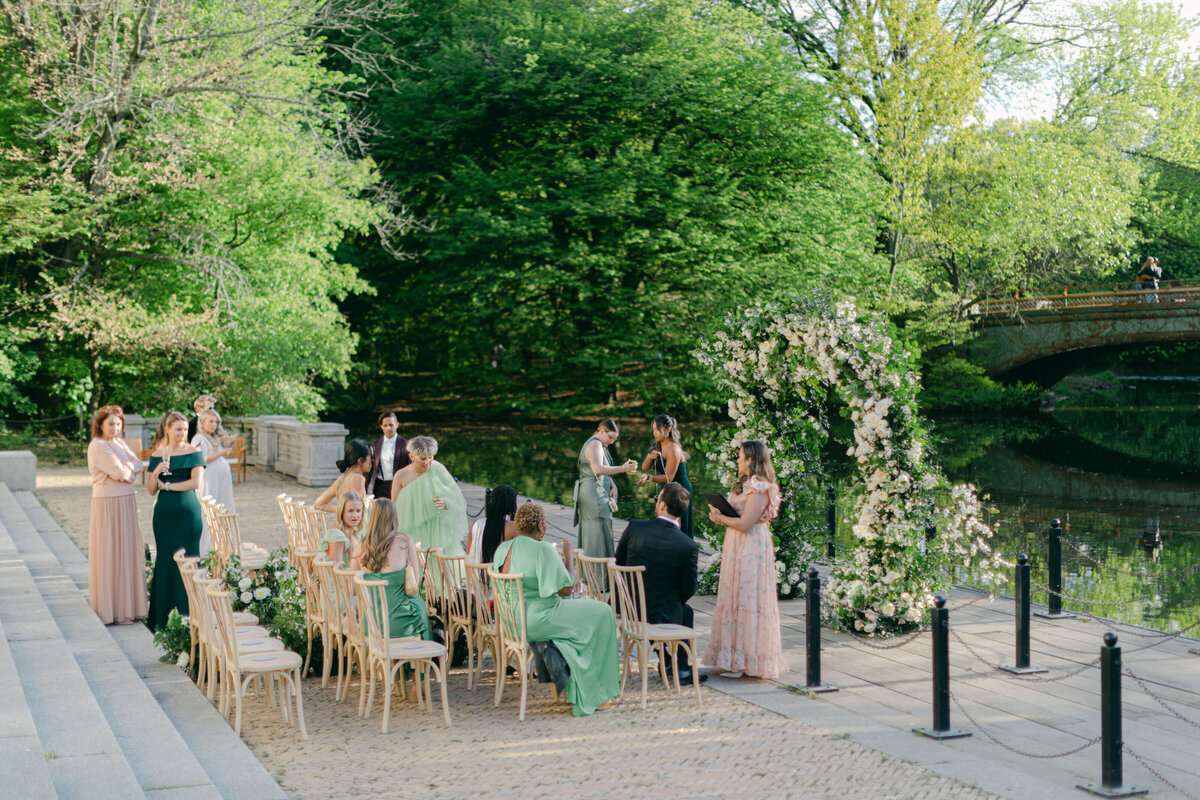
[{"left": 1137, "top": 257, "right": 1161, "bottom": 303}]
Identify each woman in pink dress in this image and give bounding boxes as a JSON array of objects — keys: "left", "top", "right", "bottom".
[
  {"left": 703, "top": 440, "right": 787, "bottom": 679},
  {"left": 86, "top": 405, "right": 148, "bottom": 625}
]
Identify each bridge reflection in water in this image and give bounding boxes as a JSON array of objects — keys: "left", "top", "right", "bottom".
[{"left": 943, "top": 420, "right": 1200, "bottom": 635}]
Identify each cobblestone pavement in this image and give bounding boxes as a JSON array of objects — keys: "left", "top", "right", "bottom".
[{"left": 37, "top": 465, "right": 1007, "bottom": 800}]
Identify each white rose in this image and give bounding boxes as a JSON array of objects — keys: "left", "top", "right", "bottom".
[
  {"left": 240, "top": 591, "right": 253, "bottom": 604},
  {"left": 780, "top": 583, "right": 792, "bottom": 595},
  {"left": 177, "top": 652, "right": 189, "bottom": 669},
  {"left": 881, "top": 602, "right": 895, "bottom": 617},
  {"left": 254, "top": 587, "right": 271, "bottom": 601},
  {"left": 238, "top": 577, "right": 253, "bottom": 590}
]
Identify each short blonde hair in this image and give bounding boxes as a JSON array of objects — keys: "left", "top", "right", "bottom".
[
  {"left": 514, "top": 503, "right": 545, "bottom": 538},
  {"left": 408, "top": 435, "right": 438, "bottom": 458}
]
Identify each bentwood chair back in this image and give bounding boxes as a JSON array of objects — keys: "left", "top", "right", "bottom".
[
  {"left": 294, "top": 550, "right": 325, "bottom": 678},
  {"left": 610, "top": 563, "right": 701, "bottom": 707},
  {"left": 488, "top": 569, "right": 558, "bottom": 720},
  {"left": 333, "top": 565, "right": 368, "bottom": 711},
  {"left": 436, "top": 552, "right": 475, "bottom": 686},
  {"left": 417, "top": 547, "right": 446, "bottom": 629},
  {"left": 465, "top": 562, "right": 497, "bottom": 691},
  {"left": 312, "top": 556, "right": 345, "bottom": 689},
  {"left": 577, "top": 554, "right": 615, "bottom": 603}
]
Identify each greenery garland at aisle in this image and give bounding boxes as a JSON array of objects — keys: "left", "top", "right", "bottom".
[{"left": 696, "top": 295, "right": 1007, "bottom": 634}]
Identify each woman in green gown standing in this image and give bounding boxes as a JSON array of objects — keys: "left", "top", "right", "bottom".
[
  {"left": 639, "top": 414, "right": 694, "bottom": 538},
  {"left": 354, "top": 499, "right": 432, "bottom": 641},
  {"left": 147, "top": 411, "right": 205, "bottom": 631},
  {"left": 494, "top": 503, "right": 619, "bottom": 716},
  {"left": 573, "top": 419, "right": 637, "bottom": 560}
]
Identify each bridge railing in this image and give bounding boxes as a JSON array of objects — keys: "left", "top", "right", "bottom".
[{"left": 975, "top": 278, "right": 1200, "bottom": 316}]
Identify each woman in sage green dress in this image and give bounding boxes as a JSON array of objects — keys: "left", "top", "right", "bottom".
[
  {"left": 573, "top": 419, "right": 637, "bottom": 560},
  {"left": 147, "top": 411, "right": 206, "bottom": 631},
  {"left": 495, "top": 503, "right": 619, "bottom": 716},
  {"left": 638, "top": 414, "right": 694, "bottom": 538},
  {"left": 354, "top": 498, "right": 432, "bottom": 641}
]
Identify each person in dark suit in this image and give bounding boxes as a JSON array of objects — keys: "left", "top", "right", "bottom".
[
  {"left": 186, "top": 394, "right": 216, "bottom": 443},
  {"left": 367, "top": 411, "right": 409, "bottom": 500},
  {"left": 615, "top": 481, "right": 704, "bottom": 685}
]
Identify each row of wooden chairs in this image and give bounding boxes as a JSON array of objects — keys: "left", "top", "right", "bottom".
[
  {"left": 198, "top": 496, "right": 268, "bottom": 576},
  {"left": 175, "top": 551, "right": 307, "bottom": 738}
]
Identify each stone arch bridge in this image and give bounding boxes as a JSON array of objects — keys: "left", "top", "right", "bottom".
[{"left": 972, "top": 280, "right": 1200, "bottom": 386}]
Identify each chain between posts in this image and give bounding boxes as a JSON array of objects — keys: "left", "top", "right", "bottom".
[
  {"left": 948, "top": 691, "right": 1100, "bottom": 759},
  {"left": 1123, "top": 667, "right": 1200, "bottom": 731},
  {"left": 949, "top": 629, "right": 1101, "bottom": 682},
  {"left": 1028, "top": 577, "right": 1163, "bottom": 608},
  {"left": 1125, "top": 745, "right": 1200, "bottom": 800}
]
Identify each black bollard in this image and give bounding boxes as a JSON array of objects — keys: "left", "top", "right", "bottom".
[
  {"left": 1035, "top": 518, "right": 1077, "bottom": 620},
  {"left": 914, "top": 595, "right": 971, "bottom": 739},
  {"left": 825, "top": 485, "right": 836, "bottom": 559},
  {"left": 1001, "top": 555, "right": 1047, "bottom": 675},
  {"left": 1077, "top": 633, "right": 1147, "bottom": 797},
  {"left": 804, "top": 567, "right": 837, "bottom": 694},
  {"left": 484, "top": 486, "right": 492, "bottom": 518}
]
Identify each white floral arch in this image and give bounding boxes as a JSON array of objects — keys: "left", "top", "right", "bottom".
[{"left": 697, "top": 297, "right": 1004, "bottom": 634}]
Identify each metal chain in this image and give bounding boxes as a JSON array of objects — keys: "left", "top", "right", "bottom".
[
  {"left": 1125, "top": 745, "right": 1200, "bottom": 800},
  {"left": 1028, "top": 633, "right": 1100, "bottom": 655},
  {"left": 950, "top": 630, "right": 1100, "bottom": 682},
  {"left": 947, "top": 593, "right": 990, "bottom": 612},
  {"left": 949, "top": 692, "right": 1101, "bottom": 758},
  {"left": 1060, "top": 537, "right": 1200, "bottom": 580},
  {"left": 1029, "top": 578, "right": 1160, "bottom": 608},
  {"left": 1123, "top": 667, "right": 1200, "bottom": 731},
  {"left": 831, "top": 622, "right": 930, "bottom": 649}
]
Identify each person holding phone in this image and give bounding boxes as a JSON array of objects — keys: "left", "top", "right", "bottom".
[
  {"left": 573, "top": 419, "right": 636, "bottom": 562},
  {"left": 703, "top": 440, "right": 787, "bottom": 680},
  {"left": 147, "top": 411, "right": 205, "bottom": 631}
]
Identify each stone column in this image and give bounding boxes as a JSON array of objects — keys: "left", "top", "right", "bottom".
[
  {"left": 248, "top": 415, "right": 299, "bottom": 468},
  {"left": 123, "top": 414, "right": 150, "bottom": 449},
  {"left": 296, "top": 422, "right": 348, "bottom": 487}
]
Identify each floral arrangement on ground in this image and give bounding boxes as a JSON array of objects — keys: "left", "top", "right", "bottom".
[{"left": 694, "top": 293, "right": 1008, "bottom": 634}]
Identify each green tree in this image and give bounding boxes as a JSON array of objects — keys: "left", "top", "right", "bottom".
[
  {"left": 0, "top": 1, "right": 399, "bottom": 418},
  {"left": 342, "top": 0, "right": 884, "bottom": 416}
]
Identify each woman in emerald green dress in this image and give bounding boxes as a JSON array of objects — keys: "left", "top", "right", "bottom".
[
  {"left": 494, "top": 503, "right": 619, "bottom": 716},
  {"left": 638, "top": 414, "right": 694, "bottom": 538},
  {"left": 353, "top": 498, "right": 432, "bottom": 641},
  {"left": 146, "top": 411, "right": 206, "bottom": 631}
]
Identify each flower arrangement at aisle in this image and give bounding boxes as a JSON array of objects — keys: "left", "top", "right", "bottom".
[
  {"left": 152, "top": 608, "right": 192, "bottom": 668},
  {"left": 695, "top": 294, "right": 1007, "bottom": 633},
  {"left": 203, "top": 547, "right": 308, "bottom": 652}
]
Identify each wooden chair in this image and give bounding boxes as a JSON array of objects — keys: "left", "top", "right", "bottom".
[
  {"left": 354, "top": 575, "right": 451, "bottom": 731},
  {"left": 418, "top": 547, "right": 446, "bottom": 631},
  {"left": 294, "top": 550, "right": 326, "bottom": 678},
  {"left": 333, "top": 565, "right": 369, "bottom": 711},
  {"left": 436, "top": 552, "right": 475, "bottom": 687},
  {"left": 188, "top": 572, "right": 281, "bottom": 700},
  {"left": 206, "top": 585, "right": 307, "bottom": 739},
  {"left": 312, "top": 556, "right": 346, "bottom": 689},
  {"left": 227, "top": 435, "right": 247, "bottom": 484},
  {"left": 610, "top": 563, "right": 702, "bottom": 708},
  {"left": 277, "top": 495, "right": 302, "bottom": 564},
  {"left": 301, "top": 506, "right": 327, "bottom": 553},
  {"left": 488, "top": 569, "right": 559, "bottom": 721},
  {"left": 465, "top": 562, "right": 499, "bottom": 691},
  {"left": 577, "top": 554, "right": 616, "bottom": 603},
  {"left": 139, "top": 447, "right": 153, "bottom": 484},
  {"left": 216, "top": 510, "right": 267, "bottom": 570}
]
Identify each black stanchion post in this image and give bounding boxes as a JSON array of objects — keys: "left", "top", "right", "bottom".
[
  {"left": 804, "top": 567, "right": 837, "bottom": 694},
  {"left": 825, "top": 486, "right": 836, "bottom": 559},
  {"left": 1078, "top": 633, "right": 1147, "bottom": 797},
  {"left": 1002, "top": 554, "right": 1047, "bottom": 675},
  {"left": 914, "top": 595, "right": 970, "bottom": 739},
  {"left": 484, "top": 486, "right": 492, "bottom": 518},
  {"left": 1035, "top": 518, "right": 1077, "bottom": 620}
]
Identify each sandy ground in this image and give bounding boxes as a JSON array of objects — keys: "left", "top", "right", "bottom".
[{"left": 36, "top": 464, "right": 1004, "bottom": 800}]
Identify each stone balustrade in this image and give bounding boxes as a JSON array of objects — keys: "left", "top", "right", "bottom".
[{"left": 122, "top": 414, "right": 346, "bottom": 487}]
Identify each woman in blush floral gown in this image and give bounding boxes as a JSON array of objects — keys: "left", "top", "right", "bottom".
[{"left": 703, "top": 440, "right": 787, "bottom": 680}]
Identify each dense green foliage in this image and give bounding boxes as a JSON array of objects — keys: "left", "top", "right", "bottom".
[{"left": 336, "top": 0, "right": 884, "bottom": 416}]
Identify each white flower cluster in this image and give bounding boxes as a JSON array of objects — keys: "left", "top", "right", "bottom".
[{"left": 696, "top": 296, "right": 1005, "bottom": 630}]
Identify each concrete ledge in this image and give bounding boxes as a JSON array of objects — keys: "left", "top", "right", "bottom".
[{"left": 0, "top": 451, "right": 36, "bottom": 492}]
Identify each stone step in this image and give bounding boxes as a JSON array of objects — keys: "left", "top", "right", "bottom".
[
  {"left": 6, "top": 485, "right": 287, "bottom": 800},
  {"left": 16, "top": 490, "right": 90, "bottom": 590},
  {"left": 0, "top": 513, "right": 58, "bottom": 800},
  {"left": 0, "top": 490, "right": 147, "bottom": 800}
]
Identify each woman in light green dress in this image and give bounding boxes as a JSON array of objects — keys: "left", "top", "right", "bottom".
[
  {"left": 573, "top": 419, "right": 637, "bottom": 559},
  {"left": 494, "top": 503, "right": 619, "bottom": 716}
]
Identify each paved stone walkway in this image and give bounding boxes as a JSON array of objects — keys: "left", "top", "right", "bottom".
[{"left": 37, "top": 465, "right": 1011, "bottom": 799}]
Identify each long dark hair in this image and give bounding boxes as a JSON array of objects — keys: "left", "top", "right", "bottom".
[
  {"left": 336, "top": 438, "right": 372, "bottom": 473},
  {"left": 481, "top": 485, "right": 518, "bottom": 563}
]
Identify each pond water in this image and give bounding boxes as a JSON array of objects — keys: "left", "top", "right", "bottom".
[{"left": 346, "top": 378, "right": 1200, "bottom": 635}]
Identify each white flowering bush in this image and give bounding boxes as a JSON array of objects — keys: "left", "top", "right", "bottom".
[{"left": 696, "top": 295, "right": 1007, "bottom": 633}]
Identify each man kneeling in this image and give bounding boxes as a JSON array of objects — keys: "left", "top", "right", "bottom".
[{"left": 616, "top": 481, "right": 704, "bottom": 685}]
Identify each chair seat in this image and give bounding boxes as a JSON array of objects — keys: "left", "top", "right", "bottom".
[
  {"left": 645, "top": 623, "right": 696, "bottom": 640},
  {"left": 236, "top": 625, "right": 270, "bottom": 637},
  {"left": 242, "top": 553, "right": 269, "bottom": 570},
  {"left": 238, "top": 637, "right": 286, "bottom": 653},
  {"left": 383, "top": 640, "right": 447, "bottom": 660},
  {"left": 232, "top": 612, "right": 259, "bottom": 626},
  {"left": 234, "top": 650, "right": 303, "bottom": 671}
]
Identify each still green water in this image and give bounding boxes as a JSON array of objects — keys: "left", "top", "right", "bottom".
[{"left": 354, "top": 380, "right": 1200, "bottom": 635}]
